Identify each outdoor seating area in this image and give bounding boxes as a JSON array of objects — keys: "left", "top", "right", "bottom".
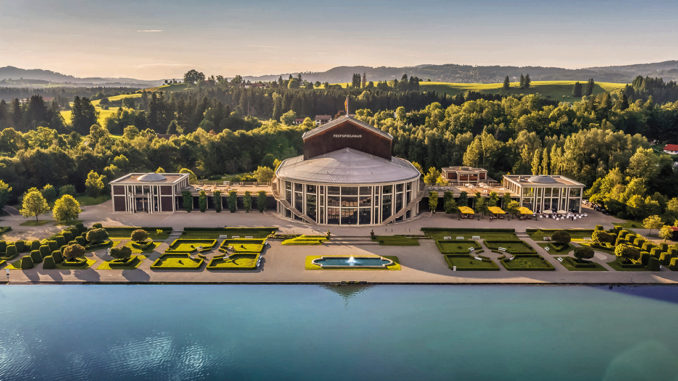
[
  {"left": 458, "top": 206, "right": 475, "bottom": 219},
  {"left": 537, "top": 211, "right": 589, "bottom": 221}
]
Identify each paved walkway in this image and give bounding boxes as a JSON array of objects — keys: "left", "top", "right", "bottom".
[{"left": 2, "top": 201, "right": 676, "bottom": 285}]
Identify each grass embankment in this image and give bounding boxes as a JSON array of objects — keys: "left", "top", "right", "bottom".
[
  {"left": 373, "top": 235, "right": 419, "bottom": 246},
  {"left": 559, "top": 257, "right": 606, "bottom": 271},
  {"left": 537, "top": 242, "right": 574, "bottom": 255},
  {"left": 445, "top": 255, "right": 499, "bottom": 271}
]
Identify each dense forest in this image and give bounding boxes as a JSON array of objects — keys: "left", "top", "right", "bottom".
[{"left": 0, "top": 72, "right": 678, "bottom": 223}]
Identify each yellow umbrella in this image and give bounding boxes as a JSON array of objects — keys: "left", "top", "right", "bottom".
[
  {"left": 518, "top": 206, "right": 533, "bottom": 215},
  {"left": 488, "top": 206, "right": 505, "bottom": 215},
  {"left": 458, "top": 206, "right": 475, "bottom": 215}
]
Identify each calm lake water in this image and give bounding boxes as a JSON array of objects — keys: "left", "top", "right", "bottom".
[{"left": 0, "top": 285, "right": 677, "bottom": 381}]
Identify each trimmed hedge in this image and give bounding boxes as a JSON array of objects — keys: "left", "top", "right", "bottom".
[
  {"left": 30, "top": 240, "right": 41, "bottom": 251},
  {"left": 43, "top": 255, "right": 56, "bottom": 269},
  {"left": 15, "top": 240, "right": 26, "bottom": 253},
  {"left": 151, "top": 253, "right": 204, "bottom": 270},
  {"left": 108, "top": 255, "right": 141, "bottom": 269},
  {"left": 52, "top": 250, "right": 63, "bottom": 263},
  {"left": 3, "top": 245, "right": 17, "bottom": 259},
  {"left": 19, "top": 256, "right": 34, "bottom": 269},
  {"left": 30, "top": 250, "right": 42, "bottom": 263},
  {"left": 500, "top": 254, "right": 555, "bottom": 271},
  {"left": 648, "top": 256, "right": 661, "bottom": 271}
]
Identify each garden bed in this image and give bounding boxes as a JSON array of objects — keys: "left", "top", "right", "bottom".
[
  {"left": 282, "top": 235, "right": 328, "bottom": 245},
  {"left": 537, "top": 242, "right": 574, "bottom": 255},
  {"left": 500, "top": 254, "right": 554, "bottom": 270},
  {"left": 219, "top": 238, "right": 265, "bottom": 253},
  {"left": 56, "top": 258, "right": 96, "bottom": 269},
  {"left": 151, "top": 253, "right": 204, "bottom": 270},
  {"left": 166, "top": 239, "right": 217, "bottom": 253},
  {"left": 485, "top": 240, "right": 536, "bottom": 254},
  {"left": 373, "top": 235, "right": 419, "bottom": 246},
  {"left": 422, "top": 228, "right": 518, "bottom": 241},
  {"left": 207, "top": 253, "right": 260, "bottom": 270},
  {"left": 606, "top": 259, "right": 650, "bottom": 271},
  {"left": 98, "top": 255, "right": 144, "bottom": 270},
  {"left": 527, "top": 229, "right": 594, "bottom": 241},
  {"left": 559, "top": 257, "right": 606, "bottom": 271},
  {"left": 435, "top": 240, "right": 482, "bottom": 254},
  {"left": 444, "top": 255, "right": 499, "bottom": 271},
  {"left": 223, "top": 227, "right": 277, "bottom": 238}
]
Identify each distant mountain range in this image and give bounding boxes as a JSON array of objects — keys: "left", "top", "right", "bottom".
[
  {"left": 3, "top": 60, "right": 678, "bottom": 88},
  {"left": 243, "top": 60, "right": 678, "bottom": 84},
  {"left": 0, "top": 66, "right": 163, "bottom": 88}
]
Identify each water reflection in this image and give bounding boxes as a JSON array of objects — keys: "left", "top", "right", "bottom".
[{"left": 321, "top": 284, "right": 372, "bottom": 306}]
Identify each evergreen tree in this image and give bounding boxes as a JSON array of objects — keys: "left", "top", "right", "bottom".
[
  {"left": 524, "top": 74, "right": 531, "bottom": 89},
  {"left": 503, "top": 76, "right": 510, "bottom": 90},
  {"left": 572, "top": 82, "right": 582, "bottom": 97},
  {"left": 519, "top": 74, "right": 525, "bottom": 89},
  {"left": 585, "top": 78, "right": 595, "bottom": 96}
]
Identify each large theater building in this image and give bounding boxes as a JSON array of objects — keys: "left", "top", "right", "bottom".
[{"left": 273, "top": 115, "right": 423, "bottom": 225}]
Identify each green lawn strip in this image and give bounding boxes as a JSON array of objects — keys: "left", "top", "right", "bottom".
[
  {"left": 219, "top": 238, "right": 265, "bottom": 253},
  {"left": 537, "top": 242, "right": 574, "bottom": 255},
  {"left": 527, "top": 229, "right": 594, "bottom": 241},
  {"left": 500, "top": 254, "right": 555, "bottom": 270},
  {"left": 151, "top": 253, "right": 204, "bottom": 270},
  {"left": 55, "top": 258, "right": 97, "bottom": 269},
  {"left": 484, "top": 240, "right": 536, "bottom": 254},
  {"left": 614, "top": 221, "right": 643, "bottom": 229},
  {"left": 19, "top": 220, "right": 53, "bottom": 226},
  {"left": 422, "top": 228, "right": 518, "bottom": 241},
  {"left": 180, "top": 228, "right": 225, "bottom": 239},
  {"left": 606, "top": 260, "right": 651, "bottom": 271},
  {"left": 207, "top": 253, "right": 260, "bottom": 270},
  {"left": 223, "top": 227, "right": 277, "bottom": 238},
  {"left": 435, "top": 240, "right": 482, "bottom": 254},
  {"left": 97, "top": 255, "right": 145, "bottom": 270},
  {"left": 167, "top": 239, "right": 217, "bottom": 252},
  {"left": 282, "top": 235, "right": 327, "bottom": 245},
  {"left": 75, "top": 194, "right": 110, "bottom": 206},
  {"left": 558, "top": 257, "right": 606, "bottom": 271},
  {"left": 104, "top": 227, "right": 172, "bottom": 240},
  {"left": 374, "top": 235, "right": 419, "bottom": 246},
  {"left": 444, "top": 254, "right": 499, "bottom": 271},
  {"left": 305, "top": 255, "right": 401, "bottom": 270}
]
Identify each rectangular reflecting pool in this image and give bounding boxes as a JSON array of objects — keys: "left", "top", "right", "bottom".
[{"left": 0, "top": 285, "right": 677, "bottom": 381}]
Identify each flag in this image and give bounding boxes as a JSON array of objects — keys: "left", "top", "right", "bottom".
[{"left": 344, "top": 96, "right": 349, "bottom": 115}]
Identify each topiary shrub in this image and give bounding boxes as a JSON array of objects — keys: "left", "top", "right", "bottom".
[
  {"left": 30, "top": 250, "right": 42, "bottom": 263},
  {"left": 4, "top": 245, "right": 17, "bottom": 259},
  {"left": 63, "top": 244, "right": 86, "bottom": 260},
  {"left": 650, "top": 247, "right": 663, "bottom": 257},
  {"left": 648, "top": 256, "right": 661, "bottom": 271},
  {"left": 595, "top": 225, "right": 603, "bottom": 231},
  {"left": 86, "top": 228, "right": 108, "bottom": 243},
  {"left": 641, "top": 242, "right": 654, "bottom": 252},
  {"left": 130, "top": 229, "right": 149, "bottom": 243},
  {"left": 573, "top": 246, "right": 594, "bottom": 262},
  {"left": 592, "top": 230, "right": 616, "bottom": 245},
  {"left": 62, "top": 230, "right": 74, "bottom": 242},
  {"left": 551, "top": 230, "right": 571, "bottom": 245},
  {"left": 110, "top": 246, "right": 132, "bottom": 261},
  {"left": 46, "top": 240, "right": 58, "bottom": 252},
  {"left": 20, "top": 256, "right": 34, "bottom": 269},
  {"left": 92, "top": 223, "right": 103, "bottom": 229},
  {"left": 51, "top": 250, "right": 63, "bottom": 263},
  {"left": 42, "top": 255, "right": 56, "bottom": 269},
  {"left": 54, "top": 235, "right": 66, "bottom": 248},
  {"left": 30, "top": 240, "right": 41, "bottom": 251},
  {"left": 38, "top": 245, "right": 51, "bottom": 258},
  {"left": 75, "top": 235, "right": 86, "bottom": 245},
  {"left": 0, "top": 240, "right": 5, "bottom": 253},
  {"left": 14, "top": 240, "right": 26, "bottom": 253},
  {"left": 615, "top": 244, "right": 640, "bottom": 263},
  {"left": 633, "top": 237, "right": 645, "bottom": 247},
  {"left": 639, "top": 251, "right": 650, "bottom": 265},
  {"left": 74, "top": 222, "right": 85, "bottom": 234}
]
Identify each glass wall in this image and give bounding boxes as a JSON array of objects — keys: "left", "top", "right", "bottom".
[{"left": 278, "top": 178, "right": 419, "bottom": 225}]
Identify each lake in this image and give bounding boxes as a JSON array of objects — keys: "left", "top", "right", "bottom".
[{"left": 0, "top": 285, "right": 677, "bottom": 380}]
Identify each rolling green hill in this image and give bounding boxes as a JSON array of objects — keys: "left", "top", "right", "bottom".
[{"left": 420, "top": 80, "right": 627, "bottom": 102}]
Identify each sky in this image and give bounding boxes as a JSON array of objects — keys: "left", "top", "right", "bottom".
[{"left": 1, "top": 0, "right": 677, "bottom": 79}]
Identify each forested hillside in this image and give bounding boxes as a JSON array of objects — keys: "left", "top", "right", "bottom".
[{"left": 0, "top": 72, "right": 678, "bottom": 223}]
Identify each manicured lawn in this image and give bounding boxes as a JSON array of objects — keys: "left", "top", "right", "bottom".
[
  {"left": 374, "top": 235, "right": 419, "bottom": 246},
  {"left": 558, "top": 257, "right": 606, "bottom": 271},
  {"left": 223, "top": 227, "right": 277, "bottom": 238},
  {"left": 422, "top": 228, "right": 518, "bottom": 241},
  {"left": 436, "top": 240, "right": 482, "bottom": 254},
  {"left": 20, "top": 220, "right": 53, "bottom": 226},
  {"left": 537, "top": 242, "right": 574, "bottom": 255},
  {"left": 305, "top": 255, "right": 401, "bottom": 270},
  {"left": 180, "top": 228, "right": 226, "bottom": 239},
  {"left": 207, "top": 253, "right": 260, "bottom": 270},
  {"left": 97, "top": 255, "right": 145, "bottom": 270},
  {"left": 614, "top": 221, "right": 643, "bottom": 229},
  {"left": 282, "top": 235, "right": 327, "bottom": 245},
  {"left": 75, "top": 194, "right": 110, "bottom": 206},
  {"left": 151, "top": 253, "right": 204, "bottom": 270},
  {"left": 167, "top": 239, "right": 217, "bottom": 252},
  {"left": 484, "top": 240, "right": 536, "bottom": 254},
  {"left": 444, "top": 255, "right": 499, "bottom": 271},
  {"left": 500, "top": 254, "right": 554, "bottom": 270},
  {"left": 219, "top": 238, "right": 265, "bottom": 253},
  {"left": 105, "top": 227, "right": 172, "bottom": 240}
]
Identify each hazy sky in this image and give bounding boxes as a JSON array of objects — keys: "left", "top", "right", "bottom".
[{"left": 1, "top": 0, "right": 677, "bottom": 79}]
